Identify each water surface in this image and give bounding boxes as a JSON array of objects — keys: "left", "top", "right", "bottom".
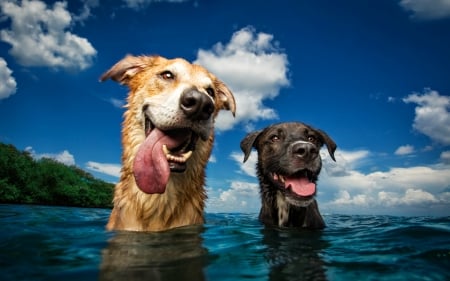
[{"left": 0, "top": 204, "right": 448, "bottom": 280}]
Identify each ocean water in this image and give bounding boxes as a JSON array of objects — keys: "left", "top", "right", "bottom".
[{"left": 0, "top": 204, "right": 448, "bottom": 281}]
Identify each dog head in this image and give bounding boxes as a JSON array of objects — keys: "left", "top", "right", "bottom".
[
  {"left": 240, "top": 122, "right": 336, "bottom": 207},
  {"left": 101, "top": 55, "right": 236, "bottom": 194}
]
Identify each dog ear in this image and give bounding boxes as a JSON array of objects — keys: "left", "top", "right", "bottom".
[
  {"left": 240, "top": 130, "right": 261, "bottom": 163},
  {"left": 99, "top": 55, "right": 149, "bottom": 85},
  {"left": 317, "top": 129, "right": 337, "bottom": 162},
  {"left": 214, "top": 80, "right": 236, "bottom": 116}
]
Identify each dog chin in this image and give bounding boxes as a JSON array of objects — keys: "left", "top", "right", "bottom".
[{"left": 285, "top": 195, "right": 315, "bottom": 207}]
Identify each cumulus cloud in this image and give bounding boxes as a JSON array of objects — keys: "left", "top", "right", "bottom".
[
  {"left": 395, "top": 144, "right": 415, "bottom": 155},
  {"left": 206, "top": 181, "right": 260, "bottom": 213},
  {"left": 322, "top": 149, "right": 370, "bottom": 177},
  {"left": 73, "top": 0, "right": 99, "bottom": 23},
  {"left": 0, "top": 57, "right": 17, "bottom": 100},
  {"left": 403, "top": 89, "right": 450, "bottom": 145},
  {"left": 0, "top": 0, "right": 97, "bottom": 71},
  {"left": 25, "top": 146, "right": 75, "bottom": 166},
  {"left": 331, "top": 188, "right": 439, "bottom": 209},
  {"left": 319, "top": 151, "right": 450, "bottom": 215},
  {"left": 123, "top": 0, "right": 188, "bottom": 9},
  {"left": 399, "top": 0, "right": 450, "bottom": 20},
  {"left": 194, "top": 26, "right": 290, "bottom": 131},
  {"left": 230, "top": 150, "right": 257, "bottom": 177},
  {"left": 441, "top": 151, "right": 450, "bottom": 164},
  {"left": 85, "top": 161, "right": 121, "bottom": 177}
]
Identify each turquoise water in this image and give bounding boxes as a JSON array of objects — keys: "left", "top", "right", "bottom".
[{"left": 0, "top": 204, "right": 449, "bottom": 281}]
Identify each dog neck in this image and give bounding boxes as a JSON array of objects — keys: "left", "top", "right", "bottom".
[
  {"left": 259, "top": 190, "right": 325, "bottom": 229},
  {"left": 107, "top": 138, "right": 212, "bottom": 232}
]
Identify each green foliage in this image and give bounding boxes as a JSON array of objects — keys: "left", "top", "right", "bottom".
[{"left": 0, "top": 143, "right": 114, "bottom": 208}]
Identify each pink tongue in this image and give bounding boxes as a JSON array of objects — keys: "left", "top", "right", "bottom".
[
  {"left": 133, "top": 128, "right": 185, "bottom": 194},
  {"left": 285, "top": 177, "right": 316, "bottom": 197}
]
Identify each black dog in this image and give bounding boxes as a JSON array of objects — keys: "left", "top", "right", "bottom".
[{"left": 240, "top": 122, "right": 336, "bottom": 229}]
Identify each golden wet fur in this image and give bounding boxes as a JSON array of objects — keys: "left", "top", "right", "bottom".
[{"left": 100, "top": 55, "right": 235, "bottom": 232}]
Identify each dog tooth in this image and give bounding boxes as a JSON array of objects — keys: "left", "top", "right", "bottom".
[
  {"left": 162, "top": 145, "right": 170, "bottom": 156},
  {"left": 162, "top": 145, "right": 192, "bottom": 163},
  {"left": 182, "top": 150, "right": 193, "bottom": 161}
]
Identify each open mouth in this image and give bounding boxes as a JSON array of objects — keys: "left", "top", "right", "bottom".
[
  {"left": 272, "top": 170, "right": 317, "bottom": 198},
  {"left": 132, "top": 115, "right": 200, "bottom": 194},
  {"left": 160, "top": 131, "right": 198, "bottom": 172},
  {"left": 145, "top": 116, "right": 198, "bottom": 172}
]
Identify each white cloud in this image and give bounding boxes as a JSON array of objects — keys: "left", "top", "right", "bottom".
[
  {"left": 0, "top": 0, "right": 97, "bottom": 71},
  {"left": 0, "top": 57, "right": 17, "bottom": 100},
  {"left": 208, "top": 154, "right": 216, "bottom": 163},
  {"left": 395, "top": 144, "right": 415, "bottom": 155},
  {"left": 400, "top": 0, "right": 450, "bottom": 20},
  {"left": 441, "top": 151, "right": 450, "bottom": 164},
  {"left": 123, "top": 0, "right": 188, "bottom": 9},
  {"left": 333, "top": 188, "right": 438, "bottom": 207},
  {"left": 25, "top": 146, "right": 75, "bottom": 166},
  {"left": 333, "top": 190, "right": 369, "bottom": 205},
  {"left": 322, "top": 149, "right": 370, "bottom": 177},
  {"left": 72, "top": 0, "right": 99, "bottom": 23},
  {"left": 206, "top": 181, "right": 260, "bottom": 213},
  {"left": 85, "top": 161, "right": 121, "bottom": 178},
  {"left": 388, "top": 96, "right": 396, "bottom": 103},
  {"left": 230, "top": 150, "right": 257, "bottom": 177},
  {"left": 403, "top": 89, "right": 450, "bottom": 145},
  {"left": 194, "top": 26, "right": 290, "bottom": 131},
  {"left": 319, "top": 153, "right": 450, "bottom": 215},
  {"left": 109, "top": 98, "right": 126, "bottom": 108}
]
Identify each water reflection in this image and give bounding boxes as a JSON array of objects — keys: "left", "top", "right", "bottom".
[
  {"left": 261, "top": 227, "right": 329, "bottom": 281},
  {"left": 99, "top": 225, "right": 208, "bottom": 281}
]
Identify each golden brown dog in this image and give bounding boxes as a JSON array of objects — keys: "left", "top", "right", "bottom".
[{"left": 100, "top": 55, "right": 236, "bottom": 232}]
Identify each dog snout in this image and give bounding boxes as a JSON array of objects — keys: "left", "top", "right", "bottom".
[
  {"left": 290, "top": 142, "right": 318, "bottom": 160},
  {"left": 180, "top": 89, "right": 214, "bottom": 121}
]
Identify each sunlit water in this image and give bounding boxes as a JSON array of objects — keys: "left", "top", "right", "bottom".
[{"left": 0, "top": 204, "right": 448, "bottom": 281}]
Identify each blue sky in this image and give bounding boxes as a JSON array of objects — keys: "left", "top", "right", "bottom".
[{"left": 1, "top": 0, "right": 449, "bottom": 216}]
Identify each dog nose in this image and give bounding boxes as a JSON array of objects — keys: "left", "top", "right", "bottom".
[
  {"left": 291, "top": 142, "right": 318, "bottom": 159},
  {"left": 180, "top": 90, "right": 214, "bottom": 121}
]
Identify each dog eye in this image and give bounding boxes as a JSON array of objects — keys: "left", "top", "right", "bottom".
[
  {"left": 270, "top": 135, "right": 280, "bottom": 142},
  {"left": 160, "top": 71, "right": 174, "bottom": 80},
  {"left": 308, "top": 136, "right": 316, "bottom": 143},
  {"left": 206, "top": 87, "right": 215, "bottom": 97}
]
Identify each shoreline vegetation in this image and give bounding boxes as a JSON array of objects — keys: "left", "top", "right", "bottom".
[{"left": 0, "top": 143, "right": 114, "bottom": 208}]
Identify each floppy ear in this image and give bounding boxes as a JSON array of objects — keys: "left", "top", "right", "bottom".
[
  {"left": 316, "top": 129, "right": 337, "bottom": 162},
  {"left": 99, "top": 55, "right": 150, "bottom": 85},
  {"left": 240, "top": 130, "right": 262, "bottom": 163},
  {"left": 214, "top": 80, "right": 236, "bottom": 116}
]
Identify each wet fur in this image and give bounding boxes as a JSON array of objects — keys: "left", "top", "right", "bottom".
[
  {"left": 101, "top": 55, "right": 235, "bottom": 232},
  {"left": 241, "top": 122, "right": 336, "bottom": 229}
]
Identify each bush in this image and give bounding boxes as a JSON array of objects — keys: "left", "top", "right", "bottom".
[{"left": 0, "top": 143, "right": 114, "bottom": 208}]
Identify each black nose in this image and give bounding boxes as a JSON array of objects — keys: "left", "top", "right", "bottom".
[
  {"left": 180, "top": 89, "right": 214, "bottom": 121},
  {"left": 291, "top": 142, "right": 318, "bottom": 160}
]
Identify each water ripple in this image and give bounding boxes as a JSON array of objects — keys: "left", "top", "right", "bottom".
[{"left": 0, "top": 205, "right": 449, "bottom": 281}]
